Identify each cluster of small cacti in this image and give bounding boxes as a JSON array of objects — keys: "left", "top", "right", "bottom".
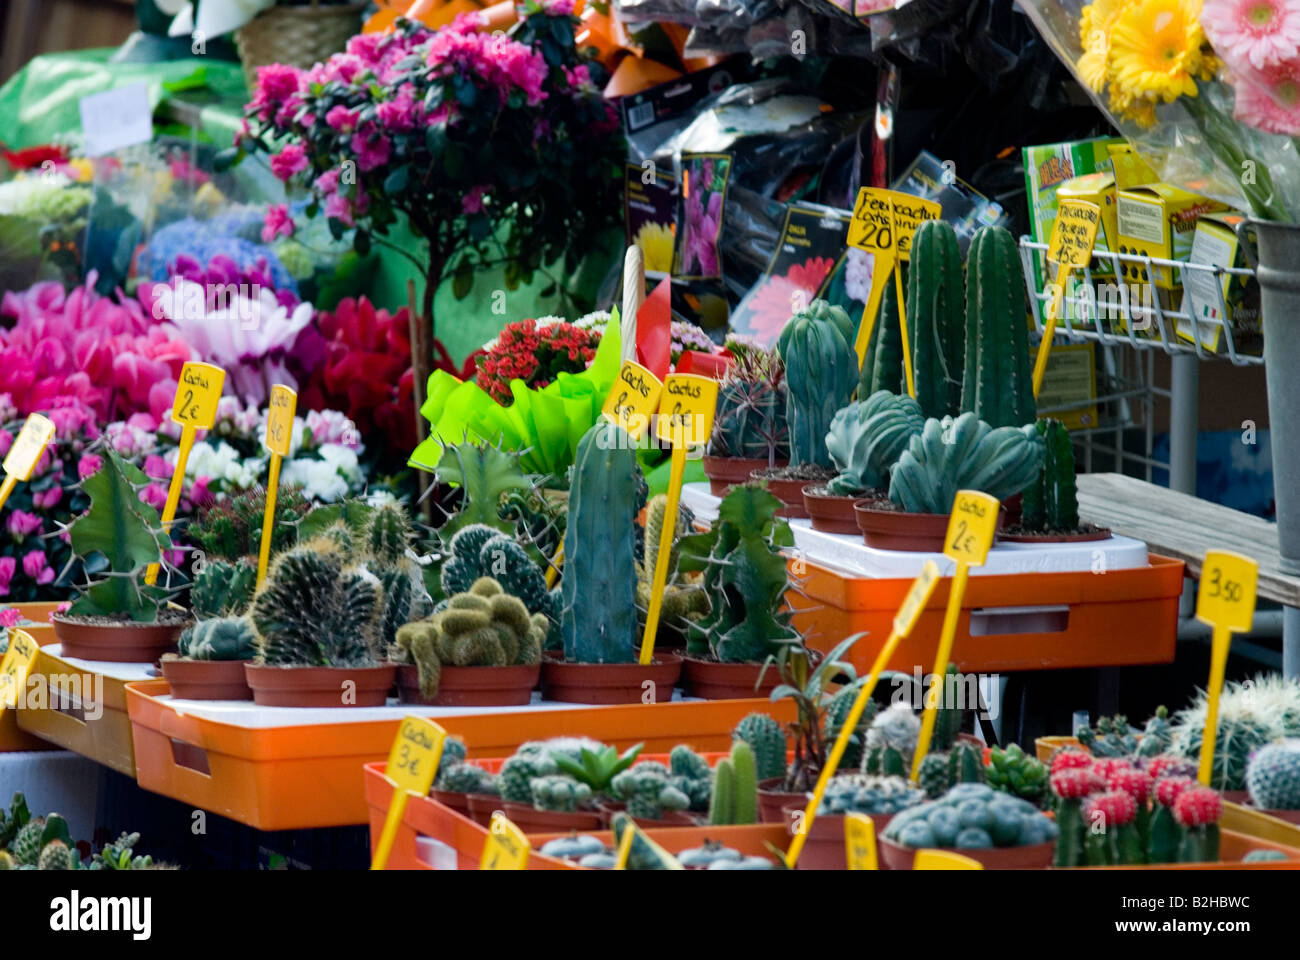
[
  {"left": 815, "top": 775, "right": 923, "bottom": 816},
  {"left": 1049, "top": 749, "right": 1225, "bottom": 866},
  {"left": 498, "top": 738, "right": 602, "bottom": 807},
  {"left": 190, "top": 558, "right": 256, "bottom": 619},
  {"left": 1075, "top": 714, "right": 1140, "bottom": 757},
  {"left": 440, "top": 524, "right": 555, "bottom": 621},
  {"left": 1168, "top": 674, "right": 1300, "bottom": 791},
  {"left": 731, "top": 713, "right": 788, "bottom": 783},
  {"left": 777, "top": 299, "right": 858, "bottom": 468},
  {"left": 824, "top": 682, "right": 878, "bottom": 770},
  {"left": 984, "top": 744, "right": 1049, "bottom": 807},
  {"left": 882, "top": 783, "right": 1057, "bottom": 849},
  {"left": 707, "top": 347, "right": 789, "bottom": 464},
  {"left": 186, "top": 484, "right": 311, "bottom": 563},
  {"left": 611, "top": 763, "right": 690, "bottom": 820},
  {"left": 433, "top": 738, "right": 499, "bottom": 797},
  {"left": 824, "top": 391, "right": 925, "bottom": 497},
  {"left": 915, "top": 740, "right": 986, "bottom": 800},
  {"left": 538, "top": 833, "right": 615, "bottom": 868},
  {"left": 668, "top": 745, "right": 714, "bottom": 813},
  {"left": 677, "top": 841, "right": 775, "bottom": 869},
  {"left": 678, "top": 484, "right": 801, "bottom": 664},
  {"left": 0, "top": 793, "right": 162, "bottom": 871},
  {"left": 391, "top": 578, "right": 546, "bottom": 698},
  {"left": 862, "top": 703, "right": 920, "bottom": 777},
  {"left": 1246, "top": 740, "right": 1300, "bottom": 810},
  {"left": 177, "top": 616, "right": 258, "bottom": 662},
  {"left": 709, "top": 740, "right": 758, "bottom": 825}
]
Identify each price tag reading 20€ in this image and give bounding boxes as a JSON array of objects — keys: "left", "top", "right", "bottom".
[
  {"left": 943, "top": 491, "right": 999, "bottom": 567},
  {"left": 655, "top": 374, "right": 718, "bottom": 447},
  {"left": 171, "top": 361, "right": 226, "bottom": 429},
  {"left": 601, "top": 361, "right": 663, "bottom": 442}
]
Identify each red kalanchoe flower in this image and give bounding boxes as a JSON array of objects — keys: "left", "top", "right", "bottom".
[
  {"left": 475, "top": 319, "right": 600, "bottom": 406},
  {"left": 1155, "top": 776, "right": 1197, "bottom": 808},
  {"left": 1086, "top": 790, "right": 1138, "bottom": 828},
  {"left": 1173, "top": 787, "right": 1222, "bottom": 827},
  {"left": 1109, "top": 767, "right": 1155, "bottom": 804},
  {"left": 1051, "top": 748, "right": 1094, "bottom": 774},
  {"left": 1051, "top": 767, "right": 1104, "bottom": 799}
]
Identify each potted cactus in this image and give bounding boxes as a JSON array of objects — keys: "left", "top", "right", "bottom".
[
  {"left": 676, "top": 484, "right": 803, "bottom": 699},
  {"left": 1000, "top": 419, "right": 1111, "bottom": 542},
  {"left": 879, "top": 782, "right": 1058, "bottom": 869},
  {"left": 487, "top": 737, "right": 650, "bottom": 832},
  {"left": 426, "top": 737, "right": 500, "bottom": 822},
  {"left": 783, "top": 774, "right": 924, "bottom": 870},
  {"left": 751, "top": 299, "right": 858, "bottom": 518},
  {"left": 854, "top": 412, "right": 1044, "bottom": 552},
  {"left": 161, "top": 613, "right": 259, "bottom": 701},
  {"left": 702, "top": 348, "right": 789, "bottom": 496},
  {"left": 51, "top": 448, "right": 192, "bottom": 663},
  {"left": 541, "top": 420, "right": 682, "bottom": 704},
  {"left": 1245, "top": 741, "right": 1300, "bottom": 823},
  {"left": 802, "top": 390, "right": 925, "bottom": 534}
]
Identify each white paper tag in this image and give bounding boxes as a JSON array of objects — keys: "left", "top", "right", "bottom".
[{"left": 79, "top": 83, "right": 153, "bottom": 157}]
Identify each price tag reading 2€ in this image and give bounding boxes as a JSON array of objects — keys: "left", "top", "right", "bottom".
[
  {"left": 265, "top": 385, "right": 297, "bottom": 457},
  {"left": 481, "top": 813, "right": 530, "bottom": 870},
  {"left": 601, "top": 361, "right": 663, "bottom": 441},
  {"left": 3, "top": 414, "right": 55, "bottom": 482},
  {"left": 171, "top": 361, "right": 225, "bottom": 429},
  {"left": 943, "top": 491, "right": 1000, "bottom": 566},
  {"left": 0, "top": 629, "right": 37, "bottom": 714},
  {"left": 655, "top": 374, "right": 718, "bottom": 447},
  {"left": 1197, "top": 551, "right": 1259, "bottom": 634}
]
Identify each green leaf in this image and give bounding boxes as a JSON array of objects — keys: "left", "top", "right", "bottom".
[
  {"left": 212, "top": 146, "right": 242, "bottom": 173},
  {"left": 383, "top": 165, "right": 410, "bottom": 194},
  {"left": 327, "top": 217, "right": 346, "bottom": 241},
  {"left": 452, "top": 260, "right": 474, "bottom": 299},
  {"left": 353, "top": 229, "right": 371, "bottom": 256},
  {"left": 425, "top": 123, "right": 447, "bottom": 156}
]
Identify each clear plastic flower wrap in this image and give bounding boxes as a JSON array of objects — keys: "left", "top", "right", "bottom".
[{"left": 1017, "top": 0, "right": 1300, "bottom": 221}]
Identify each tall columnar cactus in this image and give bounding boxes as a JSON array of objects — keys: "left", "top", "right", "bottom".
[
  {"left": 178, "top": 616, "right": 258, "bottom": 661},
  {"left": 826, "top": 390, "right": 925, "bottom": 496},
  {"left": 960, "top": 225, "right": 1036, "bottom": 428},
  {"left": 191, "top": 558, "right": 257, "bottom": 619},
  {"left": 1021, "top": 419, "right": 1079, "bottom": 532},
  {"left": 709, "top": 740, "right": 759, "bottom": 825},
  {"left": 250, "top": 540, "right": 384, "bottom": 667},
  {"left": 888, "top": 413, "right": 1045, "bottom": 515},
  {"left": 1246, "top": 740, "right": 1300, "bottom": 810},
  {"left": 861, "top": 275, "right": 904, "bottom": 397},
  {"left": 906, "top": 220, "right": 965, "bottom": 419},
  {"left": 361, "top": 502, "right": 433, "bottom": 648},
  {"left": 778, "top": 299, "right": 859, "bottom": 468},
  {"left": 707, "top": 349, "right": 789, "bottom": 463},
  {"left": 732, "top": 712, "right": 788, "bottom": 782},
  {"left": 561, "top": 420, "right": 640, "bottom": 664}
]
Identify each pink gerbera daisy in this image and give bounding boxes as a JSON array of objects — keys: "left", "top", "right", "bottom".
[
  {"left": 1234, "top": 60, "right": 1300, "bottom": 133},
  {"left": 1202, "top": 0, "right": 1300, "bottom": 71}
]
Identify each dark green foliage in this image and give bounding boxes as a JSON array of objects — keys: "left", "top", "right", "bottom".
[
  {"left": 434, "top": 439, "right": 529, "bottom": 539},
  {"left": 778, "top": 299, "right": 859, "bottom": 467},
  {"left": 185, "top": 485, "right": 311, "bottom": 563}
]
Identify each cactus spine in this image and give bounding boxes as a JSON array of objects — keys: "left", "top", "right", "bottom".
[
  {"left": 960, "top": 225, "right": 1035, "bottom": 428},
  {"left": 1246, "top": 740, "right": 1300, "bottom": 810},
  {"left": 778, "top": 299, "right": 859, "bottom": 468},
  {"left": 561, "top": 421, "right": 640, "bottom": 664},
  {"left": 861, "top": 274, "right": 904, "bottom": 397},
  {"left": 178, "top": 616, "right": 258, "bottom": 661},
  {"left": 906, "top": 220, "right": 965, "bottom": 419},
  {"left": 1021, "top": 419, "right": 1079, "bottom": 531},
  {"left": 707, "top": 349, "right": 789, "bottom": 463}
]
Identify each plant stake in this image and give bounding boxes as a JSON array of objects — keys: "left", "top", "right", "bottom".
[
  {"left": 1031, "top": 199, "right": 1100, "bottom": 398},
  {"left": 256, "top": 385, "right": 297, "bottom": 586},
  {"left": 0, "top": 413, "right": 55, "bottom": 514}
]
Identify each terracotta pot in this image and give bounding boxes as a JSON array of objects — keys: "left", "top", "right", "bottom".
[
  {"left": 702, "top": 456, "right": 786, "bottom": 497},
  {"left": 52, "top": 614, "right": 188, "bottom": 664},
  {"left": 758, "top": 776, "right": 805, "bottom": 824},
  {"left": 539, "top": 653, "right": 681, "bottom": 705},
  {"left": 243, "top": 663, "right": 397, "bottom": 708},
  {"left": 396, "top": 662, "right": 540, "bottom": 707},
  {"left": 854, "top": 500, "right": 1004, "bottom": 552},
  {"left": 430, "top": 789, "right": 472, "bottom": 818},
  {"left": 597, "top": 801, "right": 700, "bottom": 829},
  {"left": 802, "top": 485, "right": 866, "bottom": 535},
  {"left": 680, "top": 655, "right": 780, "bottom": 700},
  {"left": 998, "top": 526, "right": 1112, "bottom": 544},
  {"left": 878, "top": 835, "right": 1055, "bottom": 870},
  {"left": 749, "top": 469, "right": 811, "bottom": 518},
  {"left": 782, "top": 804, "right": 896, "bottom": 870},
  {"left": 159, "top": 657, "right": 253, "bottom": 701},
  {"left": 499, "top": 800, "right": 604, "bottom": 834},
  {"left": 466, "top": 793, "right": 506, "bottom": 828},
  {"left": 1222, "top": 790, "right": 1250, "bottom": 805}
]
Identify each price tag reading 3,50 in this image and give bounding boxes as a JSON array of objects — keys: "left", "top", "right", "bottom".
[
  {"left": 601, "top": 360, "right": 663, "bottom": 442},
  {"left": 1194, "top": 550, "right": 1259, "bottom": 787}
]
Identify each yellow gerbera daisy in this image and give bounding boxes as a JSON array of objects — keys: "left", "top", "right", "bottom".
[
  {"left": 1078, "top": 0, "right": 1127, "bottom": 50},
  {"left": 1109, "top": 0, "right": 1206, "bottom": 103}
]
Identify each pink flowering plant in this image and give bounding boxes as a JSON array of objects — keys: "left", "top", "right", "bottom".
[{"left": 228, "top": 1, "right": 623, "bottom": 334}]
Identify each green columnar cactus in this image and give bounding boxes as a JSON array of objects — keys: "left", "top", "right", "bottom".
[
  {"left": 191, "top": 558, "right": 257, "bottom": 619},
  {"left": 707, "top": 349, "right": 789, "bottom": 463},
  {"left": 250, "top": 540, "right": 383, "bottom": 667},
  {"left": 677, "top": 484, "right": 800, "bottom": 663},
  {"left": 861, "top": 275, "right": 904, "bottom": 397},
  {"left": 178, "top": 616, "right": 258, "bottom": 661},
  {"left": 778, "top": 299, "right": 859, "bottom": 468},
  {"left": 1021, "top": 419, "right": 1080, "bottom": 532},
  {"left": 960, "top": 225, "right": 1035, "bottom": 428},
  {"left": 709, "top": 740, "right": 758, "bottom": 825},
  {"left": 825, "top": 390, "right": 926, "bottom": 496},
  {"left": 732, "top": 712, "right": 788, "bottom": 782},
  {"left": 888, "top": 413, "right": 1045, "bottom": 515},
  {"left": 364, "top": 502, "right": 412, "bottom": 566},
  {"left": 906, "top": 219, "right": 965, "bottom": 419},
  {"left": 947, "top": 741, "right": 985, "bottom": 785},
  {"left": 12, "top": 819, "right": 45, "bottom": 865},
  {"left": 434, "top": 439, "right": 530, "bottom": 539},
  {"left": 932, "top": 663, "right": 964, "bottom": 752},
  {"left": 1075, "top": 714, "right": 1139, "bottom": 757},
  {"left": 561, "top": 421, "right": 640, "bottom": 664},
  {"left": 825, "top": 679, "right": 878, "bottom": 769},
  {"left": 917, "top": 752, "right": 951, "bottom": 799},
  {"left": 1246, "top": 741, "right": 1300, "bottom": 809},
  {"left": 529, "top": 775, "right": 593, "bottom": 812},
  {"left": 863, "top": 703, "right": 920, "bottom": 777},
  {"left": 709, "top": 757, "right": 735, "bottom": 825}
]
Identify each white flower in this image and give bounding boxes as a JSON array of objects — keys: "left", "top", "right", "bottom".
[
  {"left": 365, "top": 489, "right": 398, "bottom": 508},
  {"left": 184, "top": 440, "right": 262, "bottom": 490}
]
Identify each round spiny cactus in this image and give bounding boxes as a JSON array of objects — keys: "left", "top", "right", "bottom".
[
  {"left": 12, "top": 819, "right": 44, "bottom": 866},
  {"left": 1246, "top": 740, "right": 1300, "bottom": 810},
  {"left": 191, "top": 557, "right": 256, "bottom": 619},
  {"left": 530, "top": 775, "right": 592, "bottom": 812},
  {"left": 732, "top": 713, "right": 787, "bottom": 782},
  {"left": 178, "top": 616, "right": 258, "bottom": 661},
  {"left": 37, "top": 839, "right": 77, "bottom": 871}
]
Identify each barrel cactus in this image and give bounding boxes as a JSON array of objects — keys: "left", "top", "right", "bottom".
[
  {"left": 732, "top": 712, "right": 788, "bottom": 782},
  {"left": 707, "top": 348, "right": 789, "bottom": 463},
  {"left": 1245, "top": 741, "right": 1300, "bottom": 810},
  {"left": 191, "top": 558, "right": 256, "bottom": 619},
  {"left": 906, "top": 219, "right": 965, "bottom": 419},
  {"left": 960, "top": 225, "right": 1035, "bottom": 428},
  {"left": 888, "top": 413, "right": 1045, "bottom": 515},
  {"left": 1020, "top": 419, "right": 1079, "bottom": 532},
  {"left": 612, "top": 767, "right": 690, "bottom": 820},
  {"left": 1169, "top": 674, "right": 1300, "bottom": 791},
  {"left": 530, "top": 775, "right": 593, "bottom": 812},
  {"left": 177, "top": 616, "right": 258, "bottom": 661},
  {"left": 778, "top": 299, "right": 859, "bottom": 468},
  {"left": 825, "top": 390, "right": 925, "bottom": 496}
]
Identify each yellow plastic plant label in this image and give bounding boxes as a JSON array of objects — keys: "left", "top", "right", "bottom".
[
  {"left": 481, "top": 812, "right": 530, "bottom": 870},
  {"left": 1047, "top": 199, "right": 1101, "bottom": 269},
  {"left": 655, "top": 374, "right": 718, "bottom": 447},
  {"left": 3, "top": 414, "right": 55, "bottom": 482},
  {"left": 844, "top": 813, "right": 878, "bottom": 870},
  {"left": 612, "top": 819, "right": 684, "bottom": 870},
  {"left": 171, "top": 362, "right": 226, "bottom": 429},
  {"left": 893, "top": 559, "right": 941, "bottom": 636},
  {"left": 943, "top": 491, "right": 1000, "bottom": 567},
  {"left": 1196, "top": 550, "right": 1259, "bottom": 633},
  {"left": 385, "top": 716, "right": 447, "bottom": 794},
  {"left": 913, "top": 849, "right": 983, "bottom": 870},
  {"left": 601, "top": 360, "right": 663, "bottom": 441},
  {"left": 847, "top": 188, "right": 941, "bottom": 259},
  {"left": 264, "top": 385, "right": 298, "bottom": 457},
  {"left": 0, "top": 629, "right": 37, "bottom": 714}
]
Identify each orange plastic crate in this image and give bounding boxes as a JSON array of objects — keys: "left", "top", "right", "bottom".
[
  {"left": 128, "top": 680, "right": 792, "bottom": 831},
  {"left": 788, "top": 553, "right": 1184, "bottom": 676},
  {"left": 1, "top": 603, "right": 63, "bottom": 752}
]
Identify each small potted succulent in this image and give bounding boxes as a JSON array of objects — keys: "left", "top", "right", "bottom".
[
  {"left": 540, "top": 420, "right": 681, "bottom": 704},
  {"left": 751, "top": 300, "right": 858, "bottom": 518},
  {"left": 802, "top": 390, "right": 924, "bottom": 534},
  {"left": 487, "top": 737, "right": 628, "bottom": 833},
  {"left": 784, "top": 774, "right": 924, "bottom": 870},
  {"left": 677, "top": 484, "right": 802, "bottom": 699},
  {"left": 702, "top": 348, "right": 788, "bottom": 496},
  {"left": 998, "top": 419, "right": 1111, "bottom": 543},
  {"left": 1244, "top": 741, "right": 1300, "bottom": 824},
  {"left": 161, "top": 612, "right": 259, "bottom": 701},
  {"left": 854, "top": 412, "right": 1043, "bottom": 552},
  {"left": 51, "top": 449, "right": 192, "bottom": 663},
  {"left": 599, "top": 751, "right": 709, "bottom": 828},
  {"left": 428, "top": 737, "right": 499, "bottom": 823}
]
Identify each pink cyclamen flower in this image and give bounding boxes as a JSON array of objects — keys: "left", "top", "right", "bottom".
[
  {"left": 139, "top": 483, "right": 168, "bottom": 512},
  {"left": 462, "top": 185, "right": 489, "bottom": 215},
  {"left": 1233, "top": 61, "right": 1300, "bottom": 133},
  {"left": 77, "top": 453, "right": 103, "bottom": 479},
  {"left": 376, "top": 90, "right": 419, "bottom": 132},
  {"left": 6, "top": 511, "right": 42, "bottom": 538},
  {"left": 0, "top": 608, "right": 20, "bottom": 628},
  {"left": 32, "top": 486, "right": 62, "bottom": 510},
  {"left": 270, "top": 143, "right": 310, "bottom": 182},
  {"left": 143, "top": 454, "right": 171, "bottom": 480},
  {"left": 21, "top": 549, "right": 54, "bottom": 586},
  {"left": 262, "top": 204, "right": 295, "bottom": 243},
  {"left": 0, "top": 431, "right": 11, "bottom": 458},
  {"left": 1202, "top": 0, "right": 1300, "bottom": 71},
  {"left": 0, "top": 558, "right": 14, "bottom": 597}
]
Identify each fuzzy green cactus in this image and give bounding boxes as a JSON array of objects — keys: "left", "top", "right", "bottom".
[
  {"left": 612, "top": 767, "right": 690, "bottom": 820},
  {"left": 435, "top": 439, "right": 530, "bottom": 539},
  {"left": 364, "top": 502, "right": 412, "bottom": 565},
  {"left": 561, "top": 421, "right": 641, "bottom": 664},
  {"left": 177, "top": 616, "right": 257, "bottom": 661},
  {"left": 498, "top": 745, "right": 559, "bottom": 803},
  {"left": 917, "top": 753, "right": 951, "bottom": 800},
  {"left": 708, "top": 348, "right": 789, "bottom": 463},
  {"left": 37, "top": 839, "right": 77, "bottom": 871},
  {"left": 250, "top": 540, "right": 384, "bottom": 667},
  {"left": 826, "top": 390, "right": 926, "bottom": 496},
  {"left": 863, "top": 703, "right": 920, "bottom": 777},
  {"left": 907, "top": 219, "right": 965, "bottom": 420},
  {"left": 529, "top": 775, "right": 593, "bottom": 812},
  {"left": 709, "top": 740, "right": 758, "bottom": 825},
  {"left": 888, "top": 413, "right": 1045, "bottom": 515},
  {"left": 732, "top": 712, "right": 787, "bottom": 782},
  {"left": 11, "top": 818, "right": 45, "bottom": 865},
  {"left": 960, "top": 225, "right": 1035, "bottom": 428},
  {"left": 778, "top": 299, "right": 859, "bottom": 468},
  {"left": 1021, "top": 419, "right": 1079, "bottom": 532},
  {"left": 1170, "top": 674, "right": 1300, "bottom": 791},
  {"left": 191, "top": 558, "right": 256, "bottom": 619},
  {"left": 677, "top": 484, "right": 800, "bottom": 664},
  {"left": 437, "top": 762, "right": 498, "bottom": 796},
  {"left": 1247, "top": 740, "right": 1300, "bottom": 810},
  {"left": 931, "top": 663, "right": 965, "bottom": 752},
  {"left": 861, "top": 275, "right": 904, "bottom": 397}
]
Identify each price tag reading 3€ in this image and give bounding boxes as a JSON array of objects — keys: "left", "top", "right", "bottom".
[
  {"left": 385, "top": 716, "right": 447, "bottom": 794},
  {"left": 943, "top": 491, "right": 1000, "bottom": 567},
  {"left": 171, "top": 362, "right": 226, "bottom": 430},
  {"left": 601, "top": 361, "right": 663, "bottom": 441},
  {"left": 265, "top": 385, "right": 298, "bottom": 457},
  {"left": 3, "top": 414, "right": 55, "bottom": 482},
  {"left": 481, "top": 813, "right": 530, "bottom": 870},
  {"left": 1196, "top": 551, "right": 1259, "bottom": 634},
  {"left": 655, "top": 374, "right": 718, "bottom": 447}
]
